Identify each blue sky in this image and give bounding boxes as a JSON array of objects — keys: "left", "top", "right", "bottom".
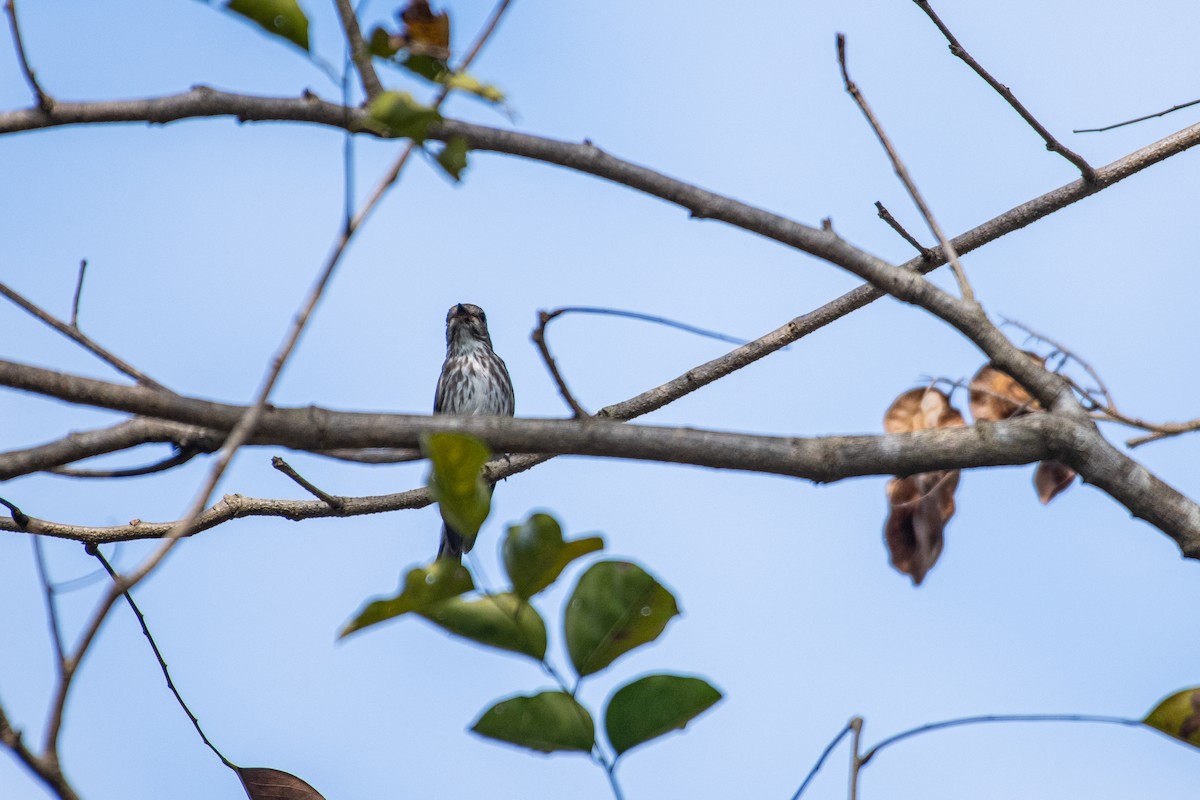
[{"left": 2, "top": 1, "right": 1200, "bottom": 798}]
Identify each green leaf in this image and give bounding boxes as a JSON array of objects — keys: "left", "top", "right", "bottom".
[
  {"left": 340, "top": 560, "right": 473, "bottom": 637},
  {"left": 564, "top": 561, "right": 680, "bottom": 678},
  {"left": 400, "top": 54, "right": 446, "bottom": 81},
  {"left": 1144, "top": 686, "right": 1200, "bottom": 747},
  {"left": 367, "top": 26, "right": 399, "bottom": 58},
  {"left": 503, "top": 513, "right": 604, "bottom": 599},
  {"left": 365, "top": 91, "right": 443, "bottom": 143},
  {"left": 604, "top": 674, "right": 723, "bottom": 757},
  {"left": 420, "top": 592, "right": 546, "bottom": 660},
  {"left": 472, "top": 691, "right": 595, "bottom": 754},
  {"left": 226, "top": 0, "right": 310, "bottom": 51},
  {"left": 435, "top": 136, "right": 471, "bottom": 182},
  {"left": 422, "top": 432, "right": 491, "bottom": 550}
]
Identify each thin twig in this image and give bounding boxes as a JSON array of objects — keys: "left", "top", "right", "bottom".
[
  {"left": 790, "top": 721, "right": 853, "bottom": 799},
  {"left": 532, "top": 309, "right": 589, "bottom": 418},
  {"left": 1075, "top": 97, "right": 1200, "bottom": 134},
  {"left": 836, "top": 34, "right": 975, "bottom": 302},
  {"left": 995, "top": 317, "right": 1200, "bottom": 447},
  {"left": 3, "top": 0, "right": 50, "bottom": 111},
  {"left": 272, "top": 456, "right": 344, "bottom": 510},
  {"left": 455, "top": 0, "right": 514, "bottom": 74},
  {"left": 848, "top": 716, "right": 863, "bottom": 800},
  {"left": 69, "top": 259, "right": 86, "bottom": 328},
  {"left": 313, "top": 447, "right": 423, "bottom": 463},
  {"left": 0, "top": 494, "right": 30, "bottom": 527},
  {"left": 31, "top": 536, "right": 65, "bottom": 665},
  {"left": 49, "top": 446, "right": 203, "bottom": 478},
  {"left": 875, "top": 201, "right": 933, "bottom": 258},
  {"left": 858, "top": 713, "right": 1140, "bottom": 766},
  {"left": 0, "top": 279, "right": 171, "bottom": 392},
  {"left": 548, "top": 306, "right": 767, "bottom": 348},
  {"left": 0, "top": 703, "right": 79, "bottom": 800},
  {"left": 1000, "top": 316, "right": 1114, "bottom": 408},
  {"left": 1126, "top": 419, "right": 1200, "bottom": 448},
  {"left": 88, "top": 545, "right": 237, "bottom": 769},
  {"left": 333, "top": 0, "right": 383, "bottom": 100},
  {"left": 913, "top": 0, "right": 1096, "bottom": 182}
]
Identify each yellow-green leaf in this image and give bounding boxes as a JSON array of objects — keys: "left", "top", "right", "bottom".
[
  {"left": 1144, "top": 686, "right": 1200, "bottom": 747},
  {"left": 503, "top": 513, "right": 603, "bottom": 598},
  {"left": 423, "top": 431, "right": 491, "bottom": 551},
  {"left": 340, "top": 560, "right": 473, "bottom": 637},
  {"left": 365, "top": 91, "right": 443, "bottom": 143},
  {"left": 226, "top": 0, "right": 310, "bottom": 51},
  {"left": 435, "top": 136, "right": 471, "bottom": 181}
]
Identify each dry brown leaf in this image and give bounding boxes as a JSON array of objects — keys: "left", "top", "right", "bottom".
[
  {"left": 968, "top": 353, "right": 1046, "bottom": 422},
  {"left": 885, "top": 387, "right": 966, "bottom": 434},
  {"left": 882, "top": 388, "right": 965, "bottom": 586},
  {"left": 969, "top": 354, "right": 1076, "bottom": 502},
  {"left": 1034, "top": 460, "right": 1077, "bottom": 505},
  {"left": 401, "top": 0, "right": 451, "bottom": 58}
]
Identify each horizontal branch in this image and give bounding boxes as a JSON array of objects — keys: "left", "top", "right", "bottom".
[
  {"left": 0, "top": 418, "right": 221, "bottom": 479},
  {"left": 0, "top": 356, "right": 1056, "bottom": 477},
  {"left": 1, "top": 356, "right": 1198, "bottom": 557}
]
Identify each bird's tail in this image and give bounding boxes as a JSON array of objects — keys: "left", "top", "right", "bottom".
[{"left": 437, "top": 524, "right": 464, "bottom": 563}]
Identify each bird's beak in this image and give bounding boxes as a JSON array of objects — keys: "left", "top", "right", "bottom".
[{"left": 453, "top": 303, "right": 467, "bottom": 317}]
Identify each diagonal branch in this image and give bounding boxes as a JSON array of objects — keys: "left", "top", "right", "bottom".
[
  {"left": 0, "top": 279, "right": 171, "bottom": 392},
  {"left": 0, "top": 419, "right": 221, "bottom": 480},
  {"left": 3, "top": 0, "right": 51, "bottom": 111},
  {"left": 912, "top": 0, "right": 1096, "bottom": 182},
  {"left": 332, "top": 0, "right": 383, "bottom": 100},
  {"left": 837, "top": 34, "right": 973, "bottom": 301}
]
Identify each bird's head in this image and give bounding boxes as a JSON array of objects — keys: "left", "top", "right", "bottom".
[{"left": 445, "top": 303, "right": 494, "bottom": 348}]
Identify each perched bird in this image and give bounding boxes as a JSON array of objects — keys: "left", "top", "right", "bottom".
[{"left": 433, "top": 303, "right": 515, "bottom": 561}]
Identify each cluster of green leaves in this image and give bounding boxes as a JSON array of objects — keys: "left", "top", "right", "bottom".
[
  {"left": 342, "top": 433, "right": 723, "bottom": 768},
  {"left": 217, "top": 0, "right": 501, "bottom": 181}
]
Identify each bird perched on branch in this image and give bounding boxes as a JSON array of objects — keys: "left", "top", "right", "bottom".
[{"left": 433, "top": 303, "right": 515, "bottom": 561}]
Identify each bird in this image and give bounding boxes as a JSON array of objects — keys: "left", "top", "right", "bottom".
[{"left": 433, "top": 303, "right": 515, "bottom": 561}]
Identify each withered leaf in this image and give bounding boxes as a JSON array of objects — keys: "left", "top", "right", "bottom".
[
  {"left": 885, "top": 471, "right": 960, "bottom": 586},
  {"left": 969, "top": 354, "right": 1076, "bottom": 502},
  {"left": 1034, "top": 460, "right": 1076, "bottom": 505},
  {"left": 967, "top": 353, "right": 1045, "bottom": 422},
  {"left": 400, "top": 0, "right": 451, "bottom": 60},
  {"left": 237, "top": 767, "right": 327, "bottom": 800},
  {"left": 883, "top": 388, "right": 965, "bottom": 586}
]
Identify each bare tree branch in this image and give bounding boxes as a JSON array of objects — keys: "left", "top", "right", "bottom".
[
  {"left": 48, "top": 447, "right": 202, "bottom": 479},
  {"left": 0, "top": 415, "right": 1070, "bottom": 545},
  {"left": 532, "top": 309, "right": 589, "bottom": 418},
  {"left": 912, "top": 0, "right": 1096, "bottom": 181},
  {"left": 272, "top": 456, "right": 344, "bottom": 510},
  {"left": 0, "top": 356, "right": 1197, "bottom": 556},
  {"left": 874, "top": 201, "right": 932, "bottom": 259},
  {"left": 0, "top": 703, "right": 79, "bottom": 800},
  {"left": 69, "top": 259, "right": 86, "bottom": 328},
  {"left": 1075, "top": 97, "right": 1200, "bottom": 134},
  {"left": 837, "top": 34, "right": 974, "bottom": 301},
  {"left": 2, "top": 0, "right": 50, "bottom": 111},
  {"left": 0, "top": 419, "right": 220, "bottom": 480},
  {"left": 0, "top": 279, "right": 171, "bottom": 392},
  {"left": 332, "top": 0, "right": 383, "bottom": 101}
]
